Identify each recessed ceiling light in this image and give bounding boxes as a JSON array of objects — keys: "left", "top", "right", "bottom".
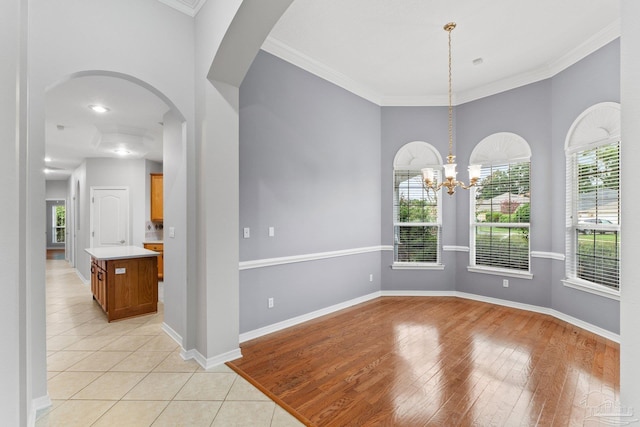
[
  {"left": 89, "top": 104, "right": 110, "bottom": 113},
  {"left": 44, "top": 157, "right": 51, "bottom": 162},
  {"left": 472, "top": 57, "right": 484, "bottom": 66},
  {"left": 43, "top": 168, "right": 51, "bottom": 174},
  {"left": 114, "top": 148, "right": 131, "bottom": 156}
]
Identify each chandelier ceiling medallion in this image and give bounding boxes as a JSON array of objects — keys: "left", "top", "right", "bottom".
[{"left": 422, "top": 22, "right": 481, "bottom": 196}]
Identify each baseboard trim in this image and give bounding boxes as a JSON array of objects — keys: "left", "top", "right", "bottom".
[
  {"left": 382, "top": 290, "right": 620, "bottom": 343},
  {"left": 239, "top": 291, "right": 382, "bottom": 343},
  {"left": 162, "top": 322, "right": 183, "bottom": 347},
  {"left": 239, "top": 289, "right": 619, "bottom": 345},
  {"left": 75, "top": 268, "right": 89, "bottom": 285},
  {"left": 182, "top": 347, "right": 243, "bottom": 370},
  {"left": 31, "top": 394, "right": 52, "bottom": 426}
]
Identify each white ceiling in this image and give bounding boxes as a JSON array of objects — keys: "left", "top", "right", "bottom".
[
  {"left": 263, "top": 0, "right": 620, "bottom": 105},
  {"left": 45, "top": 0, "right": 620, "bottom": 179},
  {"left": 45, "top": 76, "right": 169, "bottom": 180}
]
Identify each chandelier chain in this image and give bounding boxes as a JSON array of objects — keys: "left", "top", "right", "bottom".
[{"left": 447, "top": 23, "right": 454, "bottom": 162}]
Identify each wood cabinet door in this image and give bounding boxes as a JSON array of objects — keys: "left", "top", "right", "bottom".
[
  {"left": 150, "top": 174, "right": 163, "bottom": 222},
  {"left": 107, "top": 257, "right": 158, "bottom": 321},
  {"left": 143, "top": 243, "right": 163, "bottom": 280}
]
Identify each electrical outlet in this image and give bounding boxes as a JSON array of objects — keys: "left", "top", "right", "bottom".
[
  {"left": 268, "top": 297, "right": 274, "bottom": 308},
  {"left": 503, "top": 279, "right": 509, "bottom": 288},
  {"left": 268, "top": 227, "right": 275, "bottom": 237},
  {"left": 369, "top": 274, "right": 373, "bottom": 282},
  {"left": 243, "top": 227, "right": 250, "bottom": 238}
]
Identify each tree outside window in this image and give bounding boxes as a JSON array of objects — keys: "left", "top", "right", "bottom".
[{"left": 53, "top": 205, "right": 66, "bottom": 244}]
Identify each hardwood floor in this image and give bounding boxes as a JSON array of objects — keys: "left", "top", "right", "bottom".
[
  {"left": 46, "top": 249, "right": 65, "bottom": 260},
  {"left": 228, "top": 297, "right": 619, "bottom": 426}
]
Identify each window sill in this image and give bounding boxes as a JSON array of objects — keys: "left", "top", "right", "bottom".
[
  {"left": 392, "top": 263, "right": 445, "bottom": 270},
  {"left": 561, "top": 278, "right": 620, "bottom": 301},
  {"left": 467, "top": 266, "right": 533, "bottom": 280}
]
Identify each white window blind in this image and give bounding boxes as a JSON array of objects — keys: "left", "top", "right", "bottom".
[
  {"left": 471, "top": 162, "right": 530, "bottom": 272},
  {"left": 566, "top": 140, "right": 620, "bottom": 290},
  {"left": 393, "top": 170, "right": 441, "bottom": 264}
]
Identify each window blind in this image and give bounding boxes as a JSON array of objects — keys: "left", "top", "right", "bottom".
[
  {"left": 566, "top": 141, "right": 620, "bottom": 290},
  {"left": 471, "top": 162, "right": 530, "bottom": 271},
  {"left": 393, "top": 170, "right": 441, "bottom": 264}
]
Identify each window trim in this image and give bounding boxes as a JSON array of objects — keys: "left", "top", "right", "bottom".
[
  {"left": 565, "top": 136, "right": 621, "bottom": 295},
  {"left": 392, "top": 168, "right": 443, "bottom": 268},
  {"left": 468, "top": 161, "right": 532, "bottom": 275},
  {"left": 52, "top": 203, "right": 66, "bottom": 244},
  {"left": 563, "top": 101, "right": 621, "bottom": 296},
  {"left": 392, "top": 141, "right": 444, "bottom": 269}
]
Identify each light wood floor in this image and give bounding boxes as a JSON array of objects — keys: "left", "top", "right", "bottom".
[{"left": 228, "top": 297, "right": 619, "bottom": 426}]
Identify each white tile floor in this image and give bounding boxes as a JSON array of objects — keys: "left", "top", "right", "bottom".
[{"left": 37, "top": 259, "right": 304, "bottom": 427}]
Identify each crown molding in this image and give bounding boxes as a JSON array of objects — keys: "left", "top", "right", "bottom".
[
  {"left": 157, "top": 0, "right": 206, "bottom": 17},
  {"left": 261, "top": 36, "right": 383, "bottom": 105},
  {"left": 263, "top": 19, "right": 620, "bottom": 107},
  {"left": 455, "top": 19, "right": 621, "bottom": 105}
]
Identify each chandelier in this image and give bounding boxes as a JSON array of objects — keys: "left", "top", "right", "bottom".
[{"left": 422, "top": 22, "right": 481, "bottom": 196}]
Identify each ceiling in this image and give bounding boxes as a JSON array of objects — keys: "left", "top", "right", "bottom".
[
  {"left": 263, "top": 0, "right": 620, "bottom": 105},
  {"left": 45, "top": 76, "right": 169, "bottom": 180},
  {"left": 45, "top": 0, "right": 620, "bottom": 180}
]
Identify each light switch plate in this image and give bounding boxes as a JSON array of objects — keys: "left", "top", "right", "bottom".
[{"left": 169, "top": 227, "right": 175, "bottom": 238}]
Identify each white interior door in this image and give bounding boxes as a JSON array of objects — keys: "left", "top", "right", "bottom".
[{"left": 91, "top": 187, "right": 129, "bottom": 248}]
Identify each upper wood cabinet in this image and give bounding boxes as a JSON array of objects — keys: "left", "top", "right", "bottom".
[{"left": 150, "top": 173, "right": 163, "bottom": 222}]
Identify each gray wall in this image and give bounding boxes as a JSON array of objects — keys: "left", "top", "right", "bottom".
[
  {"left": 45, "top": 180, "right": 68, "bottom": 200},
  {"left": 380, "top": 107, "right": 457, "bottom": 291},
  {"left": 239, "top": 40, "right": 620, "bottom": 335},
  {"left": 239, "top": 51, "right": 381, "bottom": 333},
  {"left": 453, "top": 80, "right": 553, "bottom": 308}
]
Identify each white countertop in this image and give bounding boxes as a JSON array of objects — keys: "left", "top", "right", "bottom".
[
  {"left": 143, "top": 241, "right": 164, "bottom": 244},
  {"left": 85, "top": 246, "right": 160, "bottom": 260}
]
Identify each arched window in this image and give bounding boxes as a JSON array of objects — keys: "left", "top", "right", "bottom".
[
  {"left": 469, "top": 133, "right": 532, "bottom": 277},
  {"left": 392, "top": 141, "right": 443, "bottom": 268},
  {"left": 564, "top": 102, "right": 620, "bottom": 296}
]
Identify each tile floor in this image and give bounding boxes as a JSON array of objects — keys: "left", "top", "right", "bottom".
[{"left": 37, "top": 259, "right": 304, "bottom": 427}]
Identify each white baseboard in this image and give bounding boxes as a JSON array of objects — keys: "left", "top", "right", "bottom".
[
  {"left": 182, "top": 347, "right": 243, "bottom": 370},
  {"left": 239, "top": 290, "right": 619, "bottom": 346},
  {"left": 382, "top": 290, "right": 620, "bottom": 343},
  {"left": 74, "top": 268, "right": 89, "bottom": 285},
  {"left": 162, "top": 322, "right": 183, "bottom": 347},
  {"left": 30, "top": 394, "right": 52, "bottom": 426},
  {"left": 239, "top": 291, "right": 381, "bottom": 343}
]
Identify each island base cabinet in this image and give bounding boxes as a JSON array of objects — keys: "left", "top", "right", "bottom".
[{"left": 90, "top": 256, "right": 158, "bottom": 322}]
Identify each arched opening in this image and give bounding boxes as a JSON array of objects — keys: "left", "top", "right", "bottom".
[{"left": 43, "top": 70, "right": 189, "bottom": 346}]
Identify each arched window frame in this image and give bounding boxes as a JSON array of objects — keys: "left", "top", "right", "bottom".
[
  {"left": 563, "top": 102, "right": 621, "bottom": 299},
  {"left": 392, "top": 141, "right": 444, "bottom": 269},
  {"left": 468, "top": 132, "right": 533, "bottom": 279}
]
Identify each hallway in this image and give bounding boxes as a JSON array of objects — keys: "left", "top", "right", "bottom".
[{"left": 37, "top": 259, "right": 302, "bottom": 426}]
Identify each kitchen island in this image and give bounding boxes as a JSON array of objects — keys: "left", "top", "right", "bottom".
[{"left": 85, "top": 246, "right": 159, "bottom": 322}]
